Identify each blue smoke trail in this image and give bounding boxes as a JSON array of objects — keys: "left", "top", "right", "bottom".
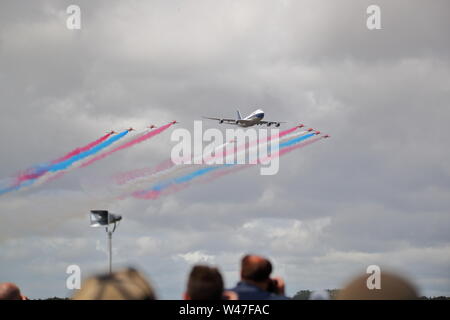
[
  {"left": 279, "top": 132, "right": 315, "bottom": 148},
  {"left": 148, "top": 165, "right": 233, "bottom": 192},
  {"left": 48, "top": 130, "right": 129, "bottom": 172}
]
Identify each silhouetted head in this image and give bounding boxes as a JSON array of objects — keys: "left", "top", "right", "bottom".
[
  {"left": 0, "top": 283, "right": 22, "bottom": 300},
  {"left": 185, "top": 265, "right": 224, "bottom": 300},
  {"left": 337, "top": 271, "right": 419, "bottom": 300},
  {"left": 240, "top": 255, "right": 272, "bottom": 283},
  {"left": 72, "top": 267, "right": 156, "bottom": 300}
]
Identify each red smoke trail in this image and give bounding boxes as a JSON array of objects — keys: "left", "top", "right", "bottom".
[
  {"left": 53, "top": 132, "right": 113, "bottom": 163},
  {"left": 80, "top": 123, "right": 174, "bottom": 168},
  {"left": 277, "top": 126, "right": 299, "bottom": 139},
  {"left": 15, "top": 132, "right": 114, "bottom": 184}
]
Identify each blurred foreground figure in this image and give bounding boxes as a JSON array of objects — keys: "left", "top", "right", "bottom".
[
  {"left": 73, "top": 267, "right": 156, "bottom": 300},
  {"left": 231, "top": 254, "right": 289, "bottom": 300},
  {"left": 0, "top": 282, "right": 28, "bottom": 300},
  {"left": 184, "top": 265, "right": 237, "bottom": 300},
  {"left": 337, "top": 271, "right": 419, "bottom": 300}
]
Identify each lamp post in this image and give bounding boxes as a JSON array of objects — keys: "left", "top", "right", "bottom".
[{"left": 90, "top": 210, "right": 122, "bottom": 274}]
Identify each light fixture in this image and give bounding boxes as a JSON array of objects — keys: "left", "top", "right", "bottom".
[
  {"left": 90, "top": 210, "right": 122, "bottom": 274},
  {"left": 90, "top": 210, "right": 122, "bottom": 229}
]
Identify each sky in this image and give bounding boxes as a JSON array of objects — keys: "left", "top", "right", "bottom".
[{"left": 0, "top": 0, "right": 449, "bottom": 299}]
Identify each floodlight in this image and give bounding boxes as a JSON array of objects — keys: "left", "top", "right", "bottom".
[
  {"left": 90, "top": 210, "right": 122, "bottom": 274},
  {"left": 90, "top": 210, "right": 122, "bottom": 227}
]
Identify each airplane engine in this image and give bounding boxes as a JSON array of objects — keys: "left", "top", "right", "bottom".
[
  {"left": 275, "top": 123, "right": 280, "bottom": 127},
  {"left": 267, "top": 123, "right": 272, "bottom": 127}
]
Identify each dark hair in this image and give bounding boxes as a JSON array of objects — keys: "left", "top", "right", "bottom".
[
  {"left": 187, "top": 265, "right": 224, "bottom": 300},
  {"left": 241, "top": 255, "right": 272, "bottom": 282}
]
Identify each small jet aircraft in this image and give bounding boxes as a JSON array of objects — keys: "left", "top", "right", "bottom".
[
  {"left": 171, "top": 120, "right": 179, "bottom": 124},
  {"left": 148, "top": 125, "right": 157, "bottom": 129},
  {"left": 107, "top": 130, "right": 117, "bottom": 134},
  {"left": 323, "top": 134, "right": 330, "bottom": 138},
  {"left": 127, "top": 127, "right": 135, "bottom": 132},
  {"left": 203, "top": 109, "right": 285, "bottom": 128}
]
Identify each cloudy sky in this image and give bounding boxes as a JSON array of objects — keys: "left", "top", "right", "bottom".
[{"left": 0, "top": 0, "right": 449, "bottom": 299}]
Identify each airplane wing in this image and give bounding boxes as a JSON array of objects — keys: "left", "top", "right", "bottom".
[
  {"left": 258, "top": 120, "right": 287, "bottom": 127},
  {"left": 203, "top": 116, "right": 238, "bottom": 124}
]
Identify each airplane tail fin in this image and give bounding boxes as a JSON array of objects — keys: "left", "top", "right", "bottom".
[{"left": 236, "top": 109, "right": 242, "bottom": 120}]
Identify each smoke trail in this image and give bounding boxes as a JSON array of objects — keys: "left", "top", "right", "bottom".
[
  {"left": 114, "top": 159, "right": 174, "bottom": 185},
  {"left": 200, "top": 135, "right": 324, "bottom": 186},
  {"left": 114, "top": 128, "right": 307, "bottom": 197},
  {"left": 129, "top": 132, "right": 318, "bottom": 200},
  {"left": 114, "top": 126, "right": 302, "bottom": 187},
  {"left": 0, "top": 130, "right": 130, "bottom": 196},
  {"left": 15, "top": 132, "right": 114, "bottom": 184},
  {"left": 113, "top": 140, "right": 231, "bottom": 186},
  {"left": 53, "top": 132, "right": 114, "bottom": 163},
  {"left": 79, "top": 123, "right": 173, "bottom": 169},
  {"left": 132, "top": 165, "right": 232, "bottom": 199},
  {"left": 26, "top": 127, "right": 167, "bottom": 188},
  {"left": 46, "top": 130, "right": 130, "bottom": 172},
  {"left": 162, "top": 135, "right": 324, "bottom": 198}
]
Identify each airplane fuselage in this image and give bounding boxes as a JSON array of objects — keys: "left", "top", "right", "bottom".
[
  {"left": 206, "top": 108, "right": 282, "bottom": 127},
  {"left": 239, "top": 109, "right": 265, "bottom": 127}
]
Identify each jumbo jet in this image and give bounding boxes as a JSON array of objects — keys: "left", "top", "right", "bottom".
[{"left": 203, "top": 109, "right": 285, "bottom": 128}]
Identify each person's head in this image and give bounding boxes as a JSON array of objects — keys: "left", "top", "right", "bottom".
[
  {"left": 0, "top": 283, "right": 23, "bottom": 300},
  {"left": 238, "top": 255, "right": 286, "bottom": 295},
  {"left": 240, "top": 254, "right": 272, "bottom": 283},
  {"left": 337, "top": 271, "right": 419, "bottom": 300},
  {"left": 72, "top": 267, "right": 156, "bottom": 300},
  {"left": 184, "top": 265, "right": 224, "bottom": 300}
]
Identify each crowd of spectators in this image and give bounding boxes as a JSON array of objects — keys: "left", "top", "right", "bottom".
[{"left": 0, "top": 254, "right": 420, "bottom": 300}]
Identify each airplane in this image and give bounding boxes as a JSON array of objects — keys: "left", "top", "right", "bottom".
[
  {"left": 203, "top": 109, "right": 285, "bottom": 128},
  {"left": 171, "top": 120, "right": 179, "bottom": 124},
  {"left": 148, "top": 125, "right": 157, "bottom": 129},
  {"left": 297, "top": 124, "right": 305, "bottom": 128},
  {"left": 323, "top": 134, "right": 330, "bottom": 138},
  {"left": 314, "top": 130, "right": 321, "bottom": 135},
  {"left": 127, "top": 127, "right": 135, "bottom": 132},
  {"left": 307, "top": 128, "right": 314, "bottom": 132},
  {"left": 107, "top": 130, "right": 117, "bottom": 134}
]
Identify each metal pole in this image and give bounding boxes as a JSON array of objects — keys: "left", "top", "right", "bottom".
[
  {"left": 107, "top": 212, "right": 112, "bottom": 274},
  {"left": 108, "top": 230, "right": 112, "bottom": 274}
]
